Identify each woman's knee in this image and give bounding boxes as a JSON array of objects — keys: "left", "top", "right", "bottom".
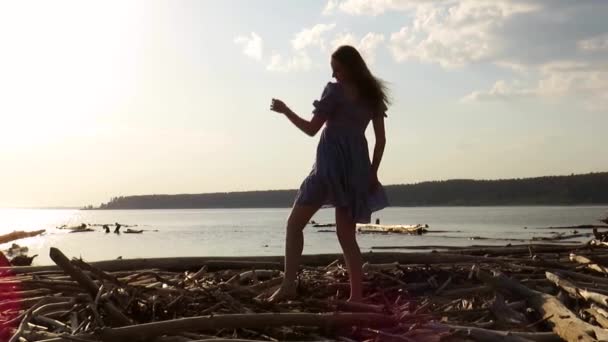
[
  {"left": 286, "top": 215, "right": 306, "bottom": 233},
  {"left": 286, "top": 205, "right": 317, "bottom": 232}
]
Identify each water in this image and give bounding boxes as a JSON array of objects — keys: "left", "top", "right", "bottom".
[{"left": 1, "top": 206, "right": 606, "bottom": 266}]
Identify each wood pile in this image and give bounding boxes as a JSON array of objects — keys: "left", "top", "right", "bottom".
[{"left": 2, "top": 241, "right": 608, "bottom": 341}]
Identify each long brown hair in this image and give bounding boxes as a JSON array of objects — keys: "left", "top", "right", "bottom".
[{"left": 332, "top": 45, "right": 390, "bottom": 115}]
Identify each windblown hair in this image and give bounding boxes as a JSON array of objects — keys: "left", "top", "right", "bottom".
[{"left": 332, "top": 45, "right": 390, "bottom": 115}]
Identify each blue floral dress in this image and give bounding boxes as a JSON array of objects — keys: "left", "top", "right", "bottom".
[{"left": 294, "top": 82, "right": 389, "bottom": 223}]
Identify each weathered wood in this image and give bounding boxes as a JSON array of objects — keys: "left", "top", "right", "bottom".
[
  {"left": 479, "top": 270, "right": 608, "bottom": 342},
  {"left": 548, "top": 268, "right": 608, "bottom": 287},
  {"left": 8, "top": 242, "right": 608, "bottom": 342},
  {"left": 0, "top": 230, "right": 45, "bottom": 245},
  {"left": 490, "top": 293, "right": 528, "bottom": 326},
  {"left": 71, "top": 258, "right": 121, "bottom": 285},
  {"left": 546, "top": 271, "right": 608, "bottom": 307},
  {"left": 102, "top": 313, "right": 395, "bottom": 341},
  {"left": 356, "top": 223, "right": 428, "bottom": 234},
  {"left": 570, "top": 253, "right": 608, "bottom": 275},
  {"left": 372, "top": 243, "right": 588, "bottom": 256},
  {"left": 37, "top": 313, "right": 395, "bottom": 342},
  {"left": 441, "top": 285, "right": 492, "bottom": 297},
  {"left": 7, "top": 297, "right": 71, "bottom": 342},
  {"left": 532, "top": 233, "right": 592, "bottom": 241},
  {"left": 590, "top": 239, "right": 608, "bottom": 248},
  {"left": 535, "top": 225, "right": 608, "bottom": 230},
  {"left": 2, "top": 252, "right": 525, "bottom": 274},
  {"left": 49, "top": 247, "right": 131, "bottom": 327},
  {"left": 585, "top": 307, "right": 608, "bottom": 329},
  {"left": 443, "top": 323, "right": 561, "bottom": 342}
]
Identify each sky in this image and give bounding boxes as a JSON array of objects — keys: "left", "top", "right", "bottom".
[{"left": 1, "top": 0, "right": 607, "bottom": 207}]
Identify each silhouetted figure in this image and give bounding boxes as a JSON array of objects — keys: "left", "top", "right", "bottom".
[
  {"left": 103, "top": 225, "right": 110, "bottom": 233},
  {"left": 267, "top": 45, "right": 390, "bottom": 302},
  {"left": 80, "top": 223, "right": 87, "bottom": 229},
  {"left": 375, "top": 218, "right": 380, "bottom": 225},
  {"left": 114, "top": 222, "right": 122, "bottom": 234}
]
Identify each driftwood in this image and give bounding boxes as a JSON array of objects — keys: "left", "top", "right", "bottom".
[
  {"left": 479, "top": 270, "right": 608, "bottom": 342},
  {"left": 585, "top": 307, "right": 608, "bottom": 329},
  {"left": 441, "top": 323, "right": 562, "bottom": 342},
  {"left": 372, "top": 243, "right": 589, "bottom": 256},
  {"left": 48, "top": 247, "right": 131, "bottom": 327},
  {"left": 546, "top": 271, "right": 608, "bottom": 307},
  {"left": 36, "top": 313, "right": 394, "bottom": 342},
  {"left": 489, "top": 293, "right": 528, "bottom": 326},
  {"left": 532, "top": 232, "right": 592, "bottom": 241},
  {"left": 0, "top": 230, "right": 45, "bottom": 245},
  {"left": 356, "top": 223, "right": 428, "bottom": 234},
  {"left": 1, "top": 252, "right": 524, "bottom": 274},
  {"left": 569, "top": 253, "right": 608, "bottom": 275},
  {"left": 535, "top": 225, "right": 608, "bottom": 230},
  {"left": 6, "top": 240, "right": 608, "bottom": 341},
  {"left": 102, "top": 312, "right": 395, "bottom": 341}
]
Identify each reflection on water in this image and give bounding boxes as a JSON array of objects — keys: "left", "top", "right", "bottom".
[{"left": 0, "top": 206, "right": 606, "bottom": 265}]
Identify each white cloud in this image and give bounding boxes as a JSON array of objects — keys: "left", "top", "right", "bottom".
[
  {"left": 266, "top": 52, "right": 313, "bottom": 72},
  {"left": 323, "top": 0, "right": 608, "bottom": 111},
  {"left": 461, "top": 80, "right": 534, "bottom": 103},
  {"left": 292, "top": 23, "right": 336, "bottom": 50},
  {"left": 389, "top": 1, "right": 539, "bottom": 68},
  {"left": 462, "top": 61, "right": 608, "bottom": 110},
  {"left": 332, "top": 32, "right": 385, "bottom": 64},
  {"left": 264, "top": 23, "right": 337, "bottom": 72},
  {"left": 537, "top": 61, "right": 608, "bottom": 111},
  {"left": 322, "top": 0, "right": 339, "bottom": 15},
  {"left": 234, "top": 32, "right": 263, "bottom": 61},
  {"left": 578, "top": 33, "right": 608, "bottom": 52},
  {"left": 323, "top": 0, "right": 426, "bottom": 16}
]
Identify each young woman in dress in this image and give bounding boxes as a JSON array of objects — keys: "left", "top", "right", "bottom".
[{"left": 269, "top": 45, "right": 390, "bottom": 302}]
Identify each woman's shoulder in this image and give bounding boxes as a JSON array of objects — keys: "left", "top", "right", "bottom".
[
  {"left": 324, "top": 81, "right": 341, "bottom": 90},
  {"left": 320, "top": 81, "right": 344, "bottom": 98}
]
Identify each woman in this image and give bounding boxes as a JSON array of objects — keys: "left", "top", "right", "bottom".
[{"left": 269, "top": 45, "right": 390, "bottom": 302}]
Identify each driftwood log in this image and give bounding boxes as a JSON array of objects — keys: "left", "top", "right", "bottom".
[
  {"left": 546, "top": 271, "right": 608, "bottom": 307},
  {"left": 569, "top": 253, "right": 608, "bottom": 275},
  {"left": 0, "top": 230, "right": 45, "bottom": 245},
  {"left": 479, "top": 270, "right": 608, "bottom": 342},
  {"left": 4, "top": 240, "right": 608, "bottom": 341},
  {"left": 1, "top": 252, "right": 525, "bottom": 274},
  {"left": 48, "top": 247, "right": 131, "bottom": 327}
]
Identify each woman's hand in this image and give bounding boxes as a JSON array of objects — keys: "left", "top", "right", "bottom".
[
  {"left": 270, "top": 98, "right": 290, "bottom": 115},
  {"left": 369, "top": 171, "right": 380, "bottom": 193}
]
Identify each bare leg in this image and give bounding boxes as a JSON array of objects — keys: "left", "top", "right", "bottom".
[
  {"left": 335, "top": 207, "right": 363, "bottom": 302},
  {"left": 269, "top": 203, "right": 320, "bottom": 301}
]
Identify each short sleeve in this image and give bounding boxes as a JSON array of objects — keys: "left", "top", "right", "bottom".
[
  {"left": 312, "top": 82, "right": 339, "bottom": 118},
  {"left": 376, "top": 101, "right": 388, "bottom": 118}
]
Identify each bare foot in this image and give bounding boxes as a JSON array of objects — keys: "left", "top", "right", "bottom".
[{"left": 268, "top": 284, "right": 297, "bottom": 302}]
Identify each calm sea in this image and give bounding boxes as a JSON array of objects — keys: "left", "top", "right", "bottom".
[{"left": 1, "top": 206, "right": 606, "bottom": 266}]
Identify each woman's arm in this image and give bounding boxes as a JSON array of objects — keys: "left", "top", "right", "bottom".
[
  {"left": 271, "top": 99, "right": 326, "bottom": 137},
  {"left": 370, "top": 114, "right": 386, "bottom": 190}
]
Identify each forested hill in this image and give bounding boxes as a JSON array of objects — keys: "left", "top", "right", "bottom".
[{"left": 95, "top": 172, "right": 608, "bottom": 209}]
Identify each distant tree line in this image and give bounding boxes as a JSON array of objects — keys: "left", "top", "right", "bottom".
[{"left": 95, "top": 172, "right": 608, "bottom": 209}]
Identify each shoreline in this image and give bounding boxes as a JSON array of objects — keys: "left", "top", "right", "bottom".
[{"left": 81, "top": 203, "right": 608, "bottom": 210}]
